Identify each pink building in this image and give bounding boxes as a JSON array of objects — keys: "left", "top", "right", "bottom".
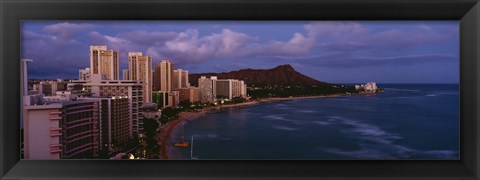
[{"left": 23, "top": 98, "right": 100, "bottom": 159}]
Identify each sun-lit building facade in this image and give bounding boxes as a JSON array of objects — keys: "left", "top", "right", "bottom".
[
  {"left": 90, "top": 46, "right": 119, "bottom": 80},
  {"left": 128, "top": 52, "right": 153, "bottom": 103}
]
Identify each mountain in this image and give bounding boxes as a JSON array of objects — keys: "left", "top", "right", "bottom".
[{"left": 189, "top": 64, "right": 329, "bottom": 87}]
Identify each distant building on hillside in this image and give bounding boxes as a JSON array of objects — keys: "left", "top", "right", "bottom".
[{"left": 355, "top": 82, "right": 378, "bottom": 94}]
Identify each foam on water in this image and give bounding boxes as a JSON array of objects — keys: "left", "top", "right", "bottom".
[{"left": 271, "top": 125, "right": 298, "bottom": 131}]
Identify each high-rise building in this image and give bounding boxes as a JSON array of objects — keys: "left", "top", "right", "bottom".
[
  {"left": 198, "top": 76, "right": 217, "bottom": 103},
  {"left": 215, "top": 80, "right": 231, "bottom": 99},
  {"left": 21, "top": 59, "right": 33, "bottom": 96},
  {"left": 90, "top": 46, "right": 119, "bottom": 80},
  {"left": 128, "top": 52, "right": 153, "bottom": 103},
  {"left": 122, "top": 69, "right": 129, "bottom": 80},
  {"left": 23, "top": 98, "right": 100, "bottom": 159},
  {"left": 153, "top": 60, "right": 173, "bottom": 92},
  {"left": 178, "top": 87, "right": 200, "bottom": 103},
  {"left": 79, "top": 96, "right": 130, "bottom": 153},
  {"left": 79, "top": 68, "right": 91, "bottom": 80},
  {"left": 214, "top": 79, "right": 248, "bottom": 100},
  {"left": 69, "top": 74, "right": 144, "bottom": 138},
  {"left": 173, "top": 69, "right": 189, "bottom": 90},
  {"left": 231, "top": 80, "right": 244, "bottom": 98}
]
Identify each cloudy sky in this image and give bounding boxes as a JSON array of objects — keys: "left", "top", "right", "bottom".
[{"left": 21, "top": 21, "right": 459, "bottom": 83}]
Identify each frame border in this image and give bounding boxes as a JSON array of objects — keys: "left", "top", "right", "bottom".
[{"left": 1, "top": 0, "right": 479, "bottom": 179}]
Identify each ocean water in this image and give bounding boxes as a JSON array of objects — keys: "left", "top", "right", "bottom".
[{"left": 172, "top": 84, "right": 459, "bottom": 160}]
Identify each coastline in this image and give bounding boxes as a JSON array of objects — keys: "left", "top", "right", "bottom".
[
  {"left": 158, "top": 93, "right": 348, "bottom": 159},
  {"left": 158, "top": 100, "right": 260, "bottom": 159}
]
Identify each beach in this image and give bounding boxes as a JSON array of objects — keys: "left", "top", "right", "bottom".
[{"left": 158, "top": 94, "right": 347, "bottom": 159}]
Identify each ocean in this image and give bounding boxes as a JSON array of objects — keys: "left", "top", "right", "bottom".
[{"left": 172, "top": 84, "right": 459, "bottom": 160}]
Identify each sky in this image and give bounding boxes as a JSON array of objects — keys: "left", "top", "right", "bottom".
[{"left": 21, "top": 21, "right": 459, "bottom": 84}]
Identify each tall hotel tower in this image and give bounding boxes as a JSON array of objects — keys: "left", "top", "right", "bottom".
[
  {"left": 90, "top": 46, "right": 119, "bottom": 80},
  {"left": 173, "top": 69, "right": 189, "bottom": 90},
  {"left": 154, "top": 60, "right": 173, "bottom": 92},
  {"left": 128, "top": 52, "right": 153, "bottom": 103}
]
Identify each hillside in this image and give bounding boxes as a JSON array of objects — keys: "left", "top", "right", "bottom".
[{"left": 189, "top": 64, "right": 329, "bottom": 87}]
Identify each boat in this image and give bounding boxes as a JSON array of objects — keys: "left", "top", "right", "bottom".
[{"left": 174, "top": 123, "right": 189, "bottom": 148}]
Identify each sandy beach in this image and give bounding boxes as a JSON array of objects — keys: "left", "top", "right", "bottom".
[{"left": 158, "top": 93, "right": 348, "bottom": 159}]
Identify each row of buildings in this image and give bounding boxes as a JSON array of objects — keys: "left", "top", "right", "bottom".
[
  {"left": 22, "top": 45, "right": 249, "bottom": 159},
  {"left": 355, "top": 82, "right": 379, "bottom": 94}
]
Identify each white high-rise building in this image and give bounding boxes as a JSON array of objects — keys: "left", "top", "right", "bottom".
[
  {"left": 215, "top": 79, "right": 248, "bottom": 100},
  {"left": 128, "top": 52, "right": 153, "bottom": 103},
  {"left": 154, "top": 60, "right": 173, "bottom": 92},
  {"left": 21, "top": 59, "right": 33, "bottom": 96},
  {"left": 90, "top": 46, "right": 119, "bottom": 80},
  {"left": 173, "top": 69, "right": 189, "bottom": 90}
]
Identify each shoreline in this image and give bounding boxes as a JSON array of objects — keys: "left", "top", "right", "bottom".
[
  {"left": 158, "top": 100, "right": 260, "bottom": 159},
  {"left": 158, "top": 93, "right": 348, "bottom": 159}
]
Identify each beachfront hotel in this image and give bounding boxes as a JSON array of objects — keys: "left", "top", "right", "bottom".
[
  {"left": 153, "top": 60, "right": 174, "bottom": 92},
  {"left": 198, "top": 76, "right": 248, "bottom": 103},
  {"left": 68, "top": 74, "right": 144, "bottom": 138},
  {"left": 90, "top": 46, "right": 119, "bottom": 80},
  {"left": 215, "top": 79, "right": 248, "bottom": 100},
  {"left": 173, "top": 69, "right": 189, "bottom": 90},
  {"left": 78, "top": 96, "right": 130, "bottom": 153},
  {"left": 23, "top": 95, "right": 100, "bottom": 159},
  {"left": 198, "top": 76, "right": 217, "bottom": 103},
  {"left": 128, "top": 52, "right": 153, "bottom": 103}
]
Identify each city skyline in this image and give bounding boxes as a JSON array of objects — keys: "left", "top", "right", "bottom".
[{"left": 22, "top": 21, "right": 459, "bottom": 83}]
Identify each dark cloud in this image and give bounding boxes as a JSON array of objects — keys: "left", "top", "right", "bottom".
[
  {"left": 22, "top": 23, "right": 92, "bottom": 79},
  {"left": 296, "top": 53, "right": 458, "bottom": 68},
  {"left": 118, "top": 30, "right": 178, "bottom": 46},
  {"left": 22, "top": 21, "right": 459, "bottom": 81}
]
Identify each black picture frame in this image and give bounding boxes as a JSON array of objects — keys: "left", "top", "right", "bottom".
[{"left": 1, "top": 0, "right": 479, "bottom": 179}]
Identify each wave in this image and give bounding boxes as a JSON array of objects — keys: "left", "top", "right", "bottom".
[
  {"left": 383, "top": 88, "right": 420, "bottom": 92},
  {"left": 271, "top": 125, "right": 298, "bottom": 131},
  {"left": 313, "top": 120, "right": 331, "bottom": 126},
  {"left": 191, "top": 133, "right": 219, "bottom": 139},
  {"left": 418, "top": 150, "right": 459, "bottom": 159},
  {"left": 425, "top": 92, "right": 458, "bottom": 97},
  {"left": 318, "top": 116, "right": 458, "bottom": 159},
  {"left": 296, "top": 110, "right": 317, "bottom": 113},
  {"left": 322, "top": 144, "right": 458, "bottom": 160},
  {"left": 323, "top": 148, "right": 394, "bottom": 159},
  {"left": 341, "top": 120, "right": 402, "bottom": 144},
  {"left": 262, "top": 114, "right": 290, "bottom": 121}
]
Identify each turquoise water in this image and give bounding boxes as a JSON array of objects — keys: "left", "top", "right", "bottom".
[{"left": 172, "top": 84, "right": 459, "bottom": 160}]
